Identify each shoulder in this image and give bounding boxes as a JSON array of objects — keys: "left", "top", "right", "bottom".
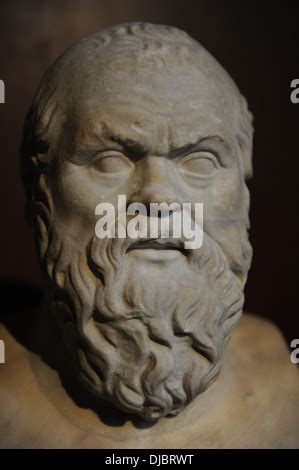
[
  {"left": 234, "top": 313, "right": 292, "bottom": 359},
  {"left": 227, "top": 313, "right": 299, "bottom": 448},
  {"left": 232, "top": 313, "right": 298, "bottom": 385},
  {"left": 0, "top": 320, "right": 78, "bottom": 448}
]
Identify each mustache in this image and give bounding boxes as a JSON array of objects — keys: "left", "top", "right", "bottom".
[
  {"left": 88, "top": 231, "right": 211, "bottom": 284},
  {"left": 126, "top": 237, "right": 188, "bottom": 254},
  {"left": 95, "top": 204, "right": 204, "bottom": 251}
]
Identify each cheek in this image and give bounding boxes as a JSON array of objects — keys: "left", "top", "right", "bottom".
[
  {"left": 193, "top": 169, "right": 250, "bottom": 268},
  {"left": 183, "top": 169, "right": 248, "bottom": 248},
  {"left": 210, "top": 170, "right": 245, "bottom": 219},
  {"left": 50, "top": 160, "right": 133, "bottom": 231},
  {"left": 193, "top": 169, "right": 246, "bottom": 224}
]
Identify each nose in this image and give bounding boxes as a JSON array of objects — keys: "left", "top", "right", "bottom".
[{"left": 130, "top": 156, "right": 183, "bottom": 211}]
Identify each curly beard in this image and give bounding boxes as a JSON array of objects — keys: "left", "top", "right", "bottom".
[{"left": 43, "top": 220, "right": 244, "bottom": 421}]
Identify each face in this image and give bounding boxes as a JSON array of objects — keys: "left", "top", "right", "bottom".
[
  {"left": 51, "top": 65, "right": 249, "bottom": 273},
  {"left": 31, "top": 59, "right": 251, "bottom": 421}
]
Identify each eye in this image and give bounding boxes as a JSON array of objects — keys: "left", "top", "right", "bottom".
[
  {"left": 178, "top": 152, "right": 218, "bottom": 177},
  {"left": 93, "top": 151, "right": 134, "bottom": 174}
]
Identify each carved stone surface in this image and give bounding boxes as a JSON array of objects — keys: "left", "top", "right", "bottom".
[
  {"left": 21, "top": 22, "right": 255, "bottom": 421},
  {"left": 1, "top": 22, "right": 298, "bottom": 448}
]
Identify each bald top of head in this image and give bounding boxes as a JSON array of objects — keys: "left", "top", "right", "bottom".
[{"left": 21, "top": 22, "right": 253, "bottom": 210}]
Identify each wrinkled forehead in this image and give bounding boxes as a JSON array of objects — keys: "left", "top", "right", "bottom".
[{"left": 66, "top": 62, "right": 237, "bottom": 152}]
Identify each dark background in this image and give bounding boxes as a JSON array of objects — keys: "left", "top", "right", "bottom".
[{"left": 0, "top": 0, "right": 298, "bottom": 342}]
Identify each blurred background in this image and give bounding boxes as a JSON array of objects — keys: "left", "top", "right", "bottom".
[{"left": 0, "top": 0, "right": 298, "bottom": 342}]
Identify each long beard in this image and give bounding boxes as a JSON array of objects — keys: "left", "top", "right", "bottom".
[{"left": 45, "top": 228, "right": 244, "bottom": 421}]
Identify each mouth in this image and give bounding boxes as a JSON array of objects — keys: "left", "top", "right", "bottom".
[{"left": 126, "top": 238, "right": 188, "bottom": 260}]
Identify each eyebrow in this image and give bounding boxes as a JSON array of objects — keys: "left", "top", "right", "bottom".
[
  {"left": 168, "top": 135, "right": 233, "bottom": 163},
  {"left": 71, "top": 133, "right": 149, "bottom": 163},
  {"left": 71, "top": 131, "right": 233, "bottom": 166}
]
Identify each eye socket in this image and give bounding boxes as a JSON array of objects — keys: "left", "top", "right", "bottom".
[
  {"left": 93, "top": 151, "right": 134, "bottom": 174},
  {"left": 178, "top": 152, "right": 218, "bottom": 177}
]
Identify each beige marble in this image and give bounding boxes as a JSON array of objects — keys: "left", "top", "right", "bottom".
[
  {"left": 9, "top": 22, "right": 299, "bottom": 446},
  {"left": 0, "top": 312, "right": 298, "bottom": 448},
  {"left": 20, "top": 22, "right": 254, "bottom": 422}
]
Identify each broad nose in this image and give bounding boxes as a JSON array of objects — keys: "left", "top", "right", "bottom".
[{"left": 130, "top": 156, "right": 183, "bottom": 209}]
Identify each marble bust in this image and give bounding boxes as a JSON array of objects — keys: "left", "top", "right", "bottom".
[{"left": 1, "top": 22, "right": 299, "bottom": 448}]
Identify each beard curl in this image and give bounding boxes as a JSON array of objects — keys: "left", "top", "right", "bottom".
[{"left": 43, "top": 230, "right": 245, "bottom": 421}]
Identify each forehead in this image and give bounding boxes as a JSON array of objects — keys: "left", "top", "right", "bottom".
[{"left": 69, "top": 63, "right": 236, "bottom": 151}]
